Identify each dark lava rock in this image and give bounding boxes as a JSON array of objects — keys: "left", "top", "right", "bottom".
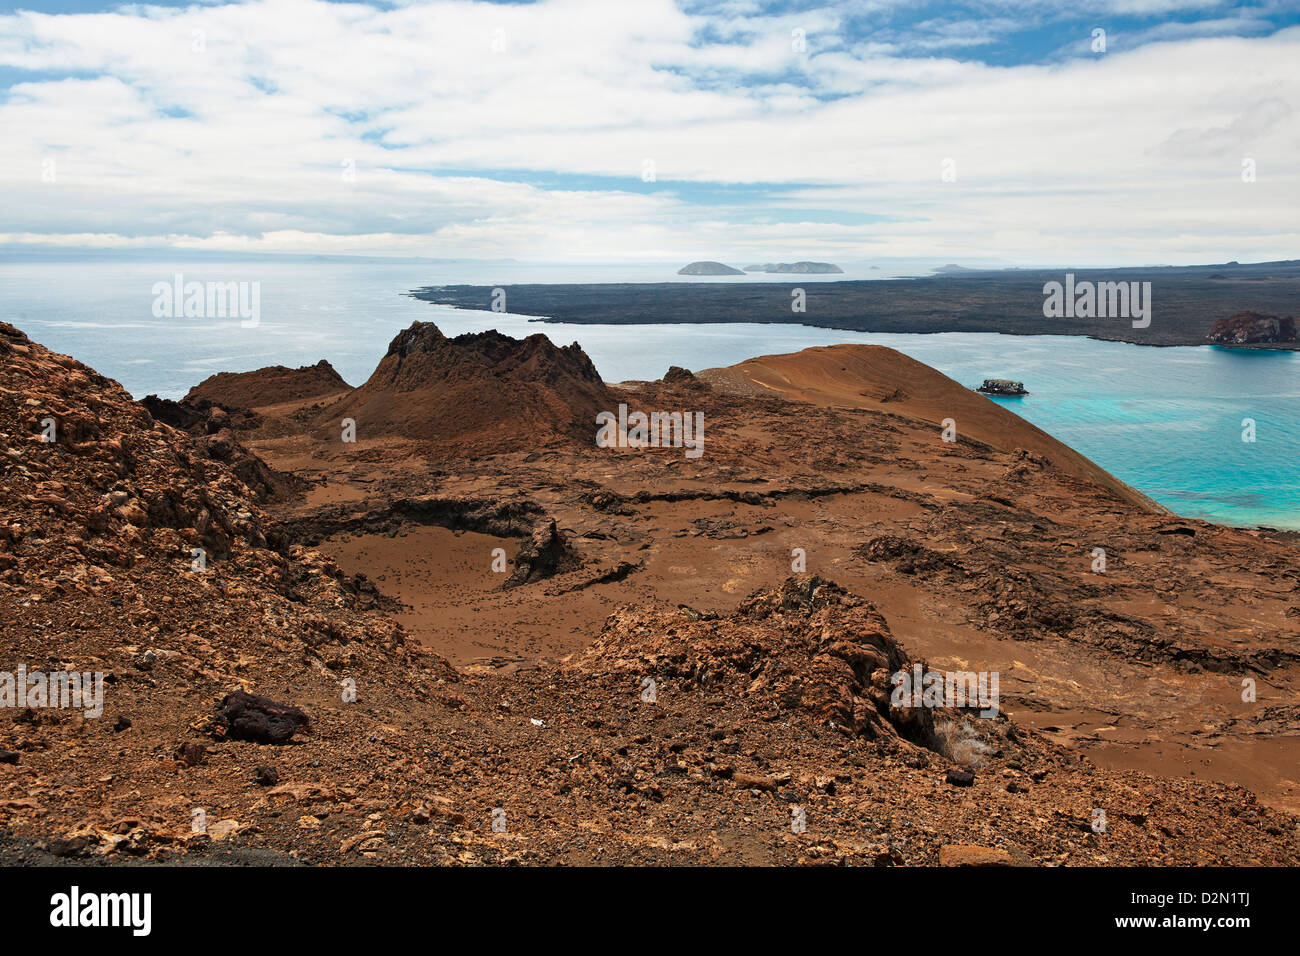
[
  {"left": 49, "top": 835, "right": 94, "bottom": 858},
  {"left": 860, "top": 534, "right": 954, "bottom": 575},
  {"left": 946, "top": 768, "right": 976, "bottom": 787},
  {"left": 585, "top": 490, "right": 632, "bottom": 514},
  {"left": 1207, "top": 311, "right": 1297, "bottom": 345},
  {"left": 0, "top": 750, "right": 18, "bottom": 765},
  {"left": 211, "top": 691, "right": 310, "bottom": 745},
  {"left": 504, "top": 517, "right": 576, "bottom": 588},
  {"left": 112, "top": 715, "right": 132, "bottom": 732},
  {"left": 662, "top": 366, "right": 710, "bottom": 390},
  {"left": 253, "top": 765, "right": 279, "bottom": 787}
]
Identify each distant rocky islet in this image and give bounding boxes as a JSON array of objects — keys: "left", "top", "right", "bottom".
[{"left": 678, "top": 260, "right": 842, "bottom": 276}]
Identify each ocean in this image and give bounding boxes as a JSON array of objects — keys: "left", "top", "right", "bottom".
[{"left": 2, "top": 259, "right": 1297, "bottom": 530}]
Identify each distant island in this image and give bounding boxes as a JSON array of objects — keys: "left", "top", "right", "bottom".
[
  {"left": 678, "top": 261, "right": 745, "bottom": 276},
  {"left": 414, "top": 259, "right": 1300, "bottom": 350},
  {"left": 742, "top": 261, "right": 844, "bottom": 274},
  {"left": 679, "top": 260, "right": 843, "bottom": 275}
]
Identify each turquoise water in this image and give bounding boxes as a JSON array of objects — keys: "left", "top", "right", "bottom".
[{"left": 2, "top": 260, "right": 1297, "bottom": 530}]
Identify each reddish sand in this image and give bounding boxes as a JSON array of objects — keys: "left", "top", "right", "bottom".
[{"left": 699, "top": 344, "right": 1163, "bottom": 511}]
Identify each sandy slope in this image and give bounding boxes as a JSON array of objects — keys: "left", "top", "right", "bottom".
[{"left": 699, "top": 344, "right": 1163, "bottom": 512}]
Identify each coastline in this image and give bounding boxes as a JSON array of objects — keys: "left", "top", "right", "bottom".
[
  {"left": 412, "top": 263, "right": 1300, "bottom": 350},
  {"left": 504, "top": 312, "right": 1300, "bottom": 351}
]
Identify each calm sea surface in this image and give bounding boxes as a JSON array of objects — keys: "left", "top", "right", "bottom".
[{"left": 2, "top": 260, "right": 1296, "bottom": 530}]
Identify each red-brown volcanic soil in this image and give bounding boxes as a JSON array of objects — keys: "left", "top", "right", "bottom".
[
  {"left": 2, "top": 319, "right": 1298, "bottom": 866},
  {"left": 186, "top": 359, "right": 350, "bottom": 408},
  {"left": 697, "top": 344, "right": 1160, "bottom": 510}
]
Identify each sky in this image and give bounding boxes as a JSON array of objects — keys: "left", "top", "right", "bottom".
[{"left": 1, "top": 0, "right": 1298, "bottom": 265}]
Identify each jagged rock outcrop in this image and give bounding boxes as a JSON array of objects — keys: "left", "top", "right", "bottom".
[
  {"left": 573, "top": 576, "right": 941, "bottom": 744},
  {"left": 318, "top": 323, "right": 614, "bottom": 453},
  {"left": 504, "top": 517, "right": 578, "bottom": 588},
  {"left": 977, "top": 379, "right": 1027, "bottom": 396},
  {"left": 193, "top": 427, "right": 304, "bottom": 503},
  {"left": 0, "top": 322, "right": 275, "bottom": 558},
  {"left": 661, "top": 366, "right": 710, "bottom": 390},
  {"left": 1207, "top": 311, "right": 1297, "bottom": 345},
  {"left": 141, "top": 395, "right": 259, "bottom": 433},
  {"left": 0, "top": 318, "right": 431, "bottom": 617},
  {"left": 138, "top": 395, "right": 299, "bottom": 502}
]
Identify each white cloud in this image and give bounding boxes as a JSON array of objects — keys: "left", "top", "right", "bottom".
[{"left": 0, "top": 0, "right": 1296, "bottom": 264}]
